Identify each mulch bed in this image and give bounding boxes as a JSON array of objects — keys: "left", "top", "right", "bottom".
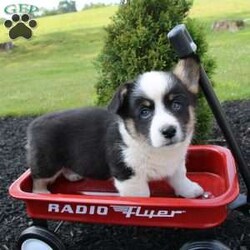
[{"left": 0, "top": 100, "right": 249, "bottom": 250}]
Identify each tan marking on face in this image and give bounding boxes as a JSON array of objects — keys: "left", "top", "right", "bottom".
[
  {"left": 141, "top": 100, "right": 151, "bottom": 107},
  {"left": 125, "top": 119, "right": 138, "bottom": 139},
  {"left": 125, "top": 119, "right": 148, "bottom": 143},
  {"left": 168, "top": 94, "right": 175, "bottom": 101}
]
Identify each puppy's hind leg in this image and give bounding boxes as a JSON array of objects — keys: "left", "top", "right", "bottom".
[
  {"left": 62, "top": 168, "right": 84, "bottom": 182},
  {"left": 33, "top": 178, "right": 51, "bottom": 194},
  {"left": 32, "top": 170, "right": 63, "bottom": 194}
]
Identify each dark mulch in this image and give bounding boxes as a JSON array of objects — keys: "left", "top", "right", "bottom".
[{"left": 0, "top": 100, "right": 249, "bottom": 250}]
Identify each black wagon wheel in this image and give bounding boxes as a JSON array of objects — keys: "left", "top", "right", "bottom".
[
  {"left": 17, "top": 226, "right": 66, "bottom": 250},
  {"left": 180, "top": 240, "right": 230, "bottom": 250}
]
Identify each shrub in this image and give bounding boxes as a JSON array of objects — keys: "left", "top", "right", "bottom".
[
  {"left": 40, "top": 0, "right": 76, "bottom": 17},
  {"left": 82, "top": 3, "right": 109, "bottom": 11},
  {"left": 95, "top": 0, "right": 215, "bottom": 143},
  {"left": 58, "top": 0, "right": 77, "bottom": 13}
]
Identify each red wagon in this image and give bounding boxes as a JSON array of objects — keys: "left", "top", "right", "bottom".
[
  {"left": 9, "top": 145, "right": 239, "bottom": 249},
  {"left": 9, "top": 24, "right": 250, "bottom": 250}
]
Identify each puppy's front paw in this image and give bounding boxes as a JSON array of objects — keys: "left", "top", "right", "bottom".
[
  {"left": 114, "top": 178, "right": 150, "bottom": 197},
  {"left": 175, "top": 180, "right": 204, "bottom": 198}
]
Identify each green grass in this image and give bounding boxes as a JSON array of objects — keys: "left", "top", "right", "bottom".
[
  {"left": 0, "top": 7, "right": 116, "bottom": 116},
  {"left": 0, "top": 27, "right": 106, "bottom": 115},
  {"left": 207, "top": 29, "right": 250, "bottom": 100},
  {"left": 0, "top": 1, "right": 249, "bottom": 116},
  {"left": 190, "top": 0, "right": 250, "bottom": 100}
]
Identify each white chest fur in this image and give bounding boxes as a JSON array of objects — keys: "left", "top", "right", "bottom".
[{"left": 119, "top": 122, "right": 190, "bottom": 181}]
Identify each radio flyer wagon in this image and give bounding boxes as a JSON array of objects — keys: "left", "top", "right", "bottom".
[{"left": 9, "top": 25, "right": 250, "bottom": 250}]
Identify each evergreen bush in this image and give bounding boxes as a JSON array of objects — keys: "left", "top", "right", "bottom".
[{"left": 95, "top": 0, "right": 215, "bottom": 143}]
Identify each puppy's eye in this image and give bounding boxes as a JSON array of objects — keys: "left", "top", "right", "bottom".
[
  {"left": 139, "top": 107, "right": 152, "bottom": 119},
  {"left": 171, "top": 101, "right": 183, "bottom": 112}
]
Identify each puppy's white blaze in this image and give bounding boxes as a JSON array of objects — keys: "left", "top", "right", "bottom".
[
  {"left": 150, "top": 101, "right": 182, "bottom": 148},
  {"left": 137, "top": 71, "right": 173, "bottom": 101}
]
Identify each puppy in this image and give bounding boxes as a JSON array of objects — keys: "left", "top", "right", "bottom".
[{"left": 27, "top": 58, "right": 204, "bottom": 198}]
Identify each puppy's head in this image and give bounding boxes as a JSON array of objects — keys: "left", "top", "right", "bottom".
[{"left": 108, "top": 58, "right": 200, "bottom": 148}]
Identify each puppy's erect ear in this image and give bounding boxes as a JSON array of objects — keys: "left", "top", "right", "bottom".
[
  {"left": 107, "top": 81, "right": 134, "bottom": 114},
  {"left": 173, "top": 58, "right": 200, "bottom": 94}
]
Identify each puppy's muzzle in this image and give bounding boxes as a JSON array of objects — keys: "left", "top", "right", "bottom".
[{"left": 161, "top": 126, "right": 177, "bottom": 139}]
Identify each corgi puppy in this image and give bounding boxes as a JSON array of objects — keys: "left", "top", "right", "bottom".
[{"left": 27, "top": 58, "right": 204, "bottom": 198}]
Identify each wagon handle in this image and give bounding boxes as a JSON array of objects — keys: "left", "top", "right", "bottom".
[{"left": 168, "top": 24, "right": 250, "bottom": 213}]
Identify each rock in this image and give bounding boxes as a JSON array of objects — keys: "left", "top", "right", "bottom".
[
  {"left": 0, "top": 41, "right": 14, "bottom": 51},
  {"left": 212, "top": 20, "right": 245, "bottom": 32}
]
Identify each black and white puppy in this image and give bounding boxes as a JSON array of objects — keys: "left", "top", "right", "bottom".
[{"left": 27, "top": 58, "right": 204, "bottom": 198}]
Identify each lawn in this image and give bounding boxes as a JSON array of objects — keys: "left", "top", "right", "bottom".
[
  {"left": 190, "top": 0, "right": 250, "bottom": 100},
  {"left": 0, "top": 1, "right": 249, "bottom": 116},
  {"left": 0, "top": 7, "right": 116, "bottom": 116}
]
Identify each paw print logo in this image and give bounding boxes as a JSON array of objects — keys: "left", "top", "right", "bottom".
[{"left": 4, "top": 14, "right": 37, "bottom": 39}]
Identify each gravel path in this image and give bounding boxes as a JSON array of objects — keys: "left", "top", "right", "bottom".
[{"left": 1, "top": 100, "right": 249, "bottom": 250}]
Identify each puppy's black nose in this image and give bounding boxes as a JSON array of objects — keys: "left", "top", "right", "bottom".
[{"left": 161, "top": 126, "right": 176, "bottom": 139}]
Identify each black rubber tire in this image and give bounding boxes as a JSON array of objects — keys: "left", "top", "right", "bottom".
[
  {"left": 180, "top": 240, "right": 231, "bottom": 250},
  {"left": 17, "top": 226, "right": 66, "bottom": 250}
]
